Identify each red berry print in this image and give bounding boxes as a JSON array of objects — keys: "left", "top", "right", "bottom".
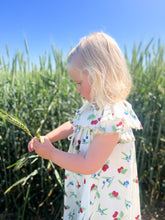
[
  {"left": 116, "top": 119, "right": 124, "bottom": 127},
  {"left": 84, "top": 178, "right": 86, "bottom": 184},
  {"left": 112, "top": 191, "right": 119, "bottom": 197},
  {"left": 112, "top": 211, "right": 118, "bottom": 218},
  {"left": 79, "top": 208, "right": 83, "bottom": 213},
  {"left": 116, "top": 121, "right": 123, "bottom": 127},
  {"left": 133, "top": 176, "right": 139, "bottom": 183},
  {"left": 91, "top": 184, "right": 96, "bottom": 191},
  {"left": 98, "top": 117, "right": 101, "bottom": 121},
  {"left": 91, "top": 120, "right": 98, "bottom": 125},
  {"left": 77, "top": 181, "right": 81, "bottom": 188},
  {"left": 65, "top": 175, "right": 67, "bottom": 179},
  {"left": 64, "top": 205, "right": 68, "bottom": 210},
  {"left": 77, "top": 140, "right": 81, "bottom": 150},
  {"left": 117, "top": 166, "right": 124, "bottom": 173},
  {"left": 102, "top": 164, "right": 109, "bottom": 172},
  {"left": 135, "top": 215, "right": 140, "bottom": 219}
]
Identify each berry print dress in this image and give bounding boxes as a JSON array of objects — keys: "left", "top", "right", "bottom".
[{"left": 63, "top": 101, "right": 142, "bottom": 220}]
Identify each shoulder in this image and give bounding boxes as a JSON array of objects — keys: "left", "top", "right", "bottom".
[
  {"left": 71, "top": 102, "right": 102, "bottom": 128},
  {"left": 71, "top": 100, "right": 142, "bottom": 131},
  {"left": 100, "top": 101, "right": 142, "bottom": 131}
]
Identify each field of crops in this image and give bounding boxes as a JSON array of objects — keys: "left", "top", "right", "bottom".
[{"left": 0, "top": 40, "right": 165, "bottom": 219}]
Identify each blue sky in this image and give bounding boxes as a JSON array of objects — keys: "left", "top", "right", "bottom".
[{"left": 0, "top": 0, "right": 165, "bottom": 63}]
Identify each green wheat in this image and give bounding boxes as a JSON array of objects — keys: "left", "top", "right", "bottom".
[
  {"left": 0, "top": 109, "right": 33, "bottom": 138},
  {"left": 0, "top": 109, "right": 41, "bottom": 170}
]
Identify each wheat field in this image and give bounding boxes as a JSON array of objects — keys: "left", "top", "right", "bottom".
[{"left": 0, "top": 39, "right": 164, "bottom": 219}]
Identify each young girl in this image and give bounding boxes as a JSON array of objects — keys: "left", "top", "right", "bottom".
[{"left": 28, "top": 32, "right": 142, "bottom": 220}]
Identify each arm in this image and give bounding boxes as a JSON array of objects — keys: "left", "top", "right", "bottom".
[
  {"left": 46, "top": 121, "right": 73, "bottom": 143},
  {"left": 32, "top": 132, "right": 119, "bottom": 175},
  {"left": 28, "top": 121, "right": 73, "bottom": 152}
]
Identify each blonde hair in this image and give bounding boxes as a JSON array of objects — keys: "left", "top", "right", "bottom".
[{"left": 67, "top": 32, "right": 132, "bottom": 109}]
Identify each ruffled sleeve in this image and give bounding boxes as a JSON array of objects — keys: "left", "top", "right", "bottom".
[
  {"left": 93, "top": 101, "right": 142, "bottom": 143},
  {"left": 71, "top": 101, "right": 142, "bottom": 143}
]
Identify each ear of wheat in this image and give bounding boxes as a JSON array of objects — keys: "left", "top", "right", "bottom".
[
  {"left": 0, "top": 109, "right": 40, "bottom": 170},
  {"left": 0, "top": 109, "right": 33, "bottom": 138}
]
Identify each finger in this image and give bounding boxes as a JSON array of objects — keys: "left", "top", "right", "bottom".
[
  {"left": 43, "top": 136, "right": 49, "bottom": 143},
  {"left": 33, "top": 137, "right": 38, "bottom": 142},
  {"left": 40, "top": 136, "right": 46, "bottom": 144},
  {"left": 32, "top": 137, "right": 39, "bottom": 151},
  {"left": 28, "top": 139, "right": 34, "bottom": 152},
  {"left": 28, "top": 144, "right": 34, "bottom": 152}
]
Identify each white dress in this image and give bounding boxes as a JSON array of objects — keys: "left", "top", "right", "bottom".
[{"left": 63, "top": 101, "right": 142, "bottom": 220}]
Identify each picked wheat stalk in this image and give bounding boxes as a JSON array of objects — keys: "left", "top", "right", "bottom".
[{"left": 0, "top": 109, "right": 40, "bottom": 170}]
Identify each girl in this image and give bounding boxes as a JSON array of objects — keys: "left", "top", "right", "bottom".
[{"left": 28, "top": 32, "right": 142, "bottom": 220}]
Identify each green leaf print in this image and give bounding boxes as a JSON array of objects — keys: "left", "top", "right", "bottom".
[
  {"left": 68, "top": 210, "right": 76, "bottom": 220},
  {"left": 69, "top": 191, "right": 77, "bottom": 198},
  {"left": 121, "top": 150, "right": 132, "bottom": 162},
  {"left": 133, "top": 177, "right": 138, "bottom": 183},
  {"left": 112, "top": 124, "right": 119, "bottom": 132},
  {"left": 120, "top": 168, "right": 128, "bottom": 174},
  {"left": 97, "top": 204, "right": 108, "bottom": 216},
  {"left": 118, "top": 180, "right": 123, "bottom": 185},
  {"left": 102, "top": 176, "right": 113, "bottom": 189},
  {"left": 91, "top": 174, "right": 99, "bottom": 180},
  {"left": 118, "top": 180, "right": 130, "bottom": 188},
  {"left": 87, "top": 114, "right": 96, "bottom": 120},
  {"left": 121, "top": 152, "right": 128, "bottom": 157},
  {"left": 76, "top": 200, "right": 86, "bottom": 214},
  {"left": 125, "top": 200, "right": 131, "bottom": 209},
  {"left": 96, "top": 191, "right": 100, "bottom": 198},
  {"left": 119, "top": 211, "right": 124, "bottom": 218},
  {"left": 76, "top": 200, "right": 80, "bottom": 207}
]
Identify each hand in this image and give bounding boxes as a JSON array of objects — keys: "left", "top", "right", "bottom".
[
  {"left": 28, "top": 136, "right": 47, "bottom": 152},
  {"left": 28, "top": 136, "right": 55, "bottom": 160}
]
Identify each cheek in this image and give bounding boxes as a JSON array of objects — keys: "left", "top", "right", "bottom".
[
  {"left": 87, "top": 86, "right": 91, "bottom": 94},
  {"left": 84, "top": 84, "right": 92, "bottom": 99}
]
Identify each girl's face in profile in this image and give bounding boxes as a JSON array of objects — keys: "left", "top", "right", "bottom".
[{"left": 68, "top": 61, "right": 92, "bottom": 102}]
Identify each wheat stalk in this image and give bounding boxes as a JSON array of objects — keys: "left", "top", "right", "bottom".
[
  {"left": 0, "top": 109, "right": 40, "bottom": 170},
  {"left": 0, "top": 109, "right": 33, "bottom": 138}
]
